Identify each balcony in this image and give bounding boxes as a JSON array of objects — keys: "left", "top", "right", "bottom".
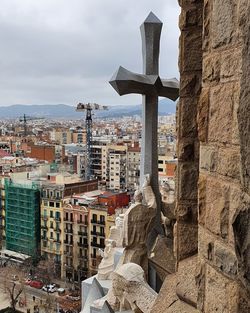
[
  {"left": 91, "top": 242, "right": 105, "bottom": 249},
  {"left": 41, "top": 215, "right": 48, "bottom": 220},
  {"left": 91, "top": 220, "right": 105, "bottom": 225},
  {"left": 54, "top": 217, "right": 61, "bottom": 222},
  {"left": 91, "top": 231, "right": 105, "bottom": 237},
  {"left": 64, "top": 218, "right": 73, "bottom": 223},
  {"left": 78, "top": 231, "right": 88, "bottom": 236},
  {"left": 64, "top": 228, "right": 73, "bottom": 234},
  {"left": 78, "top": 242, "right": 88, "bottom": 248},
  {"left": 78, "top": 254, "right": 88, "bottom": 260},
  {"left": 77, "top": 220, "right": 87, "bottom": 225},
  {"left": 64, "top": 251, "right": 73, "bottom": 257},
  {"left": 54, "top": 239, "right": 61, "bottom": 244},
  {"left": 54, "top": 228, "right": 61, "bottom": 233},
  {"left": 64, "top": 240, "right": 73, "bottom": 246}
]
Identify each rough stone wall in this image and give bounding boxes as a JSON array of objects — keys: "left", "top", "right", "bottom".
[
  {"left": 175, "top": 0, "right": 203, "bottom": 262},
  {"left": 176, "top": 0, "right": 250, "bottom": 312},
  {"left": 196, "top": 0, "right": 250, "bottom": 311}
]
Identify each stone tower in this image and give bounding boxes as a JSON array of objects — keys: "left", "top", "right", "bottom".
[{"left": 152, "top": 0, "right": 250, "bottom": 312}]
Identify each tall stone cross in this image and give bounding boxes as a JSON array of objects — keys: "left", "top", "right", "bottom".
[{"left": 110, "top": 12, "right": 179, "bottom": 239}]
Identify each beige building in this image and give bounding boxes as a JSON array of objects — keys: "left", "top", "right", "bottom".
[
  {"left": 62, "top": 202, "right": 89, "bottom": 283},
  {"left": 0, "top": 176, "right": 6, "bottom": 250},
  {"left": 40, "top": 174, "right": 98, "bottom": 279},
  {"left": 50, "top": 128, "right": 72, "bottom": 145},
  {"left": 71, "top": 128, "right": 86, "bottom": 144},
  {"left": 127, "top": 146, "right": 140, "bottom": 191},
  {"left": 88, "top": 205, "right": 110, "bottom": 276}
]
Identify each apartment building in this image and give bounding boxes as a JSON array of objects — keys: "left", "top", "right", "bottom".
[
  {"left": 62, "top": 202, "right": 89, "bottom": 283},
  {"left": 88, "top": 191, "right": 130, "bottom": 275},
  {"left": 71, "top": 127, "right": 86, "bottom": 144},
  {"left": 127, "top": 145, "right": 140, "bottom": 191},
  {"left": 50, "top": 128, "right": 72, "bottom": 145},
  {"left": 5, "top": 179, "right": 41, "bottom": 257},
  {"left": 0, "top": 176, "right": 6, "bottom": 249},
  {"left": 88, "top": 204, "right": 108, "bottom": 276},
  {"left": 158, "top": 155, "right": 177, "bottom": 178},
  {"left": 108, "top": 149, "right": 127, "bottom": 191},
  {"left": 41, "top": 184, "right": 64, "bottom": 276},
  {"left": 40, "top": 175, "right": 98, "bottom": 278},
  {"left": 91, "top": 145, "right": 104, "bottom": 181},
  {"left": 27, "top": 143, "right": 65, "bottom": 164}
]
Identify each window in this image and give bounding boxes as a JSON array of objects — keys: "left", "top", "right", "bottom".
[
  {"left": 158, "top": 160, "right": 163, "bottom": 164},
  {"left": 43, "top": 200, "right": 48, "bottom": 206},
  {"left": 159, "top": 168, "right": 163, "bottom": 172},
  {"left": 92, "top": 214, "right": 97, "bottom": 222},
  {"left": 50, "top": 232, "right": 53, "bottom": 239},
  {"left": 49, "top": 201, "right": 54, "bottom": 207},
  {"left": 50, "top": 211, "right": 53, "bottom": 218},
  {"left": 55, "top": 212, "right": 60, "bottom": 220},
  {"left": 100, "top": 215, "right": 105, "bottom": 223},
  {"left": 56, "top": 202, "right": 60, "bottom": 208}
]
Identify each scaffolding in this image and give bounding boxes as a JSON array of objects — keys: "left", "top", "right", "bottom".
[{"left": 5, "top": 179, "right": 40, "bottom": 257}]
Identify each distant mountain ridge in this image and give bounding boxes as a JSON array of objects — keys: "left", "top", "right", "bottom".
[{"left": 0, "top": 99, "right": 176, "bottom": 119}]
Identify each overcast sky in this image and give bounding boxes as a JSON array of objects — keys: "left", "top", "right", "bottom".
[{"left": 0, "top": 0, "right": 180, "bottom": 107}]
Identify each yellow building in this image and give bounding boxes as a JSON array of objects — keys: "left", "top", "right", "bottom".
[
  {"left": 41, "top": 177, "right": 98, "bottom": 280},
  {"left": 0, "top": 176, "right": 6, "bottom": 250},
  {"left": 40, "top": 184, "right": 64, "bottom": 277},
  {"left": 50, "top": 128, "right": 72, "bottom": 145}
]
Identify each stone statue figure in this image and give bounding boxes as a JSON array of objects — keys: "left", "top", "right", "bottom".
[
  {"left": 107, "top": 263, "right": 157, "bottom": 313},
  {"left": 97, "top": 239, "right": 116, "bottom": 280},
  {"left": 109, "top": 213, "right": 125, "bottom": 248},
  {"left": 118, "top": 174, "right": 157, "bottom": 274}
]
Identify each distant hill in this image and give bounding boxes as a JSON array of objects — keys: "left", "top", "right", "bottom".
[{"left": 0, "top": 99, "right": 176, "bottom": 119}]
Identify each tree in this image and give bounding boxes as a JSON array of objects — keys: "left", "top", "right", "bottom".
[
  {"left": 35, "top": 258, "right": 57, "bottom": 313},
  {"left": 0, "top": 265, "right": 26, "bottom": 312}
]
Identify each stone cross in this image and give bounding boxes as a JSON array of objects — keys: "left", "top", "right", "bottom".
[{"left": 109, "top": 12, "right": 179, "bottom": 239}]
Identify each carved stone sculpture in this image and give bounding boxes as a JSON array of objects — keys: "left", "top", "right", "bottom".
[
  {"left": 107, "top": 263, "right": 157, "bottom": 313},
  {"left": 117, "top": 175, "right": 157, "bottom": 274},
  {"left": 109, "top": 213, "right": 125, "bottom": 248},
  {"left": 97, "top": 239, "right": 116, "bottom": 280}
]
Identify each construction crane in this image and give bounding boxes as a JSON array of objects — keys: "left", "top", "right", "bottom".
[
  {"left": 19, "top": 114, "right": 44, "bottom": 137},
  {"left": 76, "top": 103, "right": 108, "bottom": 180}
]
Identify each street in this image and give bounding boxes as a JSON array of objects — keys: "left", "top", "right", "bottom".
[{"left": 0, "top": 281, "right": 58, "bottom": 312}]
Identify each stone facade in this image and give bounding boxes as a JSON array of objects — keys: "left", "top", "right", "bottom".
[{"left": 153, "top": 0, "right": 250, "bottom": 312}]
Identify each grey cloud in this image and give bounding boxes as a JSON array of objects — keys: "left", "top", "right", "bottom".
[{"left": 0, "top": 0, "right": 180, "bottom": 106}]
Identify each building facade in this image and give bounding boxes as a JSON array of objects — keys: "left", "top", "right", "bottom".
[{"left": 5, "top": 179, "right": 40, "bottom": 257}]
